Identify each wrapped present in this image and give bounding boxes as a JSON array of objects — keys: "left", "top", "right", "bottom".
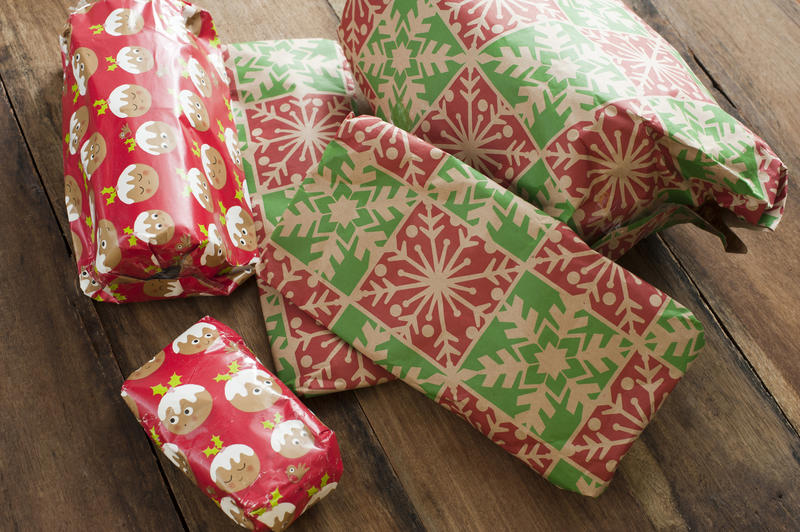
[
  {"left": 122, "top": 317, "right": 343, "bottom": 530},
  {"left": 338, "top": 0, "right": 788, "bottom": 259},
  {"left": 60, "top": 0, "right": 258, "bottom": 302},
  {"left": 263, "top": 114, "right": 704, "bottom": 496},
  {"left": 225, "top": 38, "right": 393, "bottom": 394}
]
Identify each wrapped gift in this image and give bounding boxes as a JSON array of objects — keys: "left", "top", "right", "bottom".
[
  {"left": 60, "top": 0, "right": 257, "bottom": 302},
  {"left": 225, "top": 38, "right": 393, "bottom": 394},
  {"left": 122, "top": 317, "right": 343, "bottom": 530},
  {"left": 264, "top": 114, "right": 704, "bottom": 496},
  {"left": 339, "top": 0, "right": 787, "bottom": 259}
]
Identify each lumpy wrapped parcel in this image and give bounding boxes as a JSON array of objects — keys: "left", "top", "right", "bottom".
[
  {"left": 121, "top": 317, "right": 343, "bottom": 530},
  {"left": 60, "top": 0, "right": 258, "bottom": 302}
]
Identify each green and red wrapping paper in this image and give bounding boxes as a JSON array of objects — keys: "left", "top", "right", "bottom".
[
  {"left": 264, "top": 114, "right": 704, "bottom": 496},
  {"left": 339, "top": 0, "right": 788, "bottom": 259},
  {"left": 122, "top": 317, "right": 342, "bottom": 530},
  {"left": 61, "top": 0, "right": 258, "bottom": 302},
  {"left": 225, "top": 39, "right": 393, "bottom": 394}
]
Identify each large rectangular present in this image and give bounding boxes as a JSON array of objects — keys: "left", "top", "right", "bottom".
[
  {"left": 339, "top": 0, "right": 788, "bottom": 258},
  {"left": 225, "top": 38, "right": 393, "bottom": 394},
  {"left": 263, "top": 114, "right": 704, "bottom": 496},
  {"left": 60, "top": 0, "right": 258, "bottom": 302}
]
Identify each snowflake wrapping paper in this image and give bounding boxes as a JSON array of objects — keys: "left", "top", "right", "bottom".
[
  {"left": 339, "top": 0, "right": 788, "bottom": 259},
  {"left": 61, "top": 0, "right": 258, "bottom": 303},
  {"left": 122, "top": 317, "right": 343, "bottom": 531},
  {"left": 224, "top": 38, "right": 393, "bottom": 395},
  {"left": 263, "top": 114, "right": 705, "bottom": 496}
]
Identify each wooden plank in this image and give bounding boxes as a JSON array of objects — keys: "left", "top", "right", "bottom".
[
  {"left": 0, "top": 0, "right": 424, "bottom": 529},
  {"left": 330, "top": 0, "right": 800, "bottom": 528},
  {"left": 637, "top": 0, "right": 800, "bottom": 431},
  {"left": 0, "top": 78, "right": 183, "bottom": 531},
  {"left": 3, "top": 0, "right": 799, "bottom": 529}
]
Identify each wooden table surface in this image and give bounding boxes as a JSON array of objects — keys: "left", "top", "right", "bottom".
[{"left": 2, "top": 0, "right": 799, "bottom": 529}]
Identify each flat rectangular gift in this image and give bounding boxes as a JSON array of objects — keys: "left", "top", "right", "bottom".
[
  {"left": 121, "top": 317, "right": 342, "bottom": 530},
  {"left": 225, "top": 38, "right": 393, "bottom": 394},
  {"left": 264, "top": 114, "right": 704, "bottom": 496},
  {"left": 339, "top": 0, "right": 788, "bottom": 259},
  {"left": 60, "top": 0, "right": 258, "bottom": 302}
]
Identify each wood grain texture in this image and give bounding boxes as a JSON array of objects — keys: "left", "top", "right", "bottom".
[
  {"left": 0, "top": 1, "right": 423, "bottom": 530},
  {"left": 0, "top": 0, "right": 798, "bottom": 529},
  {"left": 644, "top": 0, "right": 800, "bottom": 432},
  {"left": 0, "top": 79, "right": 183, "bottom": 531}
]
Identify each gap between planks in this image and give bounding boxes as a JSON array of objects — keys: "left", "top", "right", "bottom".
[
  {"left": 0, "top": 72, "right": 194, "bottom": 532},
  {"left": 658, "top": 233, "right": 800, "bottom": 440}
]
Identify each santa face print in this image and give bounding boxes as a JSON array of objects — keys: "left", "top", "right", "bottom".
[
  {"left": 162, "top": 443, "right": 197, "bottom": 485},
  {"left": 220, "top": 497, "right": 254, "bottom": 530},
  {"left": 71, "top": 47, "right": 98, "bottom": 95},
  {"left": 188, "top": 168, "right": 213, "bottom": 212},
  {"left": 187, "top": 58, "right": 211, "bottom": 98},
  {"left": 208, "top": 53, "right": 229, "bottom": 84},
  {"left": 134, "top": 209, "right": 175, "bottom": 245},
  {"left": 117, "top": 46, "right": 154, "bottom": 74},
  {"left": 306, "top": 482, "right": 338, "bottom": 510},
  {"left": 71, "top": 230, "right": 83, "bottom": 259},
  {"left": 104, "top": 8, "right": 144, "bottom": 36},
  {"left": 108, "top": 84, "right": 151, "bottom": 118},
  {"left": 136, "top": 121, "right": 178, "bottom": 155},
  {"left": 256, "top": 503, "right": 295, "bottom": 532},
  {"left": 158, "top": 384, "right": 213, "bottom": 435},
  {"left": 270, "top": 420, "right": 316, "bottom": 459},
  {"left": 200, "top": 223, "right": 226, "bottom": 267},
  {"left": 210, "top": 445, "right": 261, "bottom": 493},
  {"left": 241, "top": 178, "right": 253, "bottom": 211},
  {"left": 68, "top": 106, "right": 89, "bottom": 155},
  {"left": 224, "top": 128, "right": 242, "bottom": 168},
  {"left": 127, "top": 350, "right": 165, "bottom": 380},
  {"left": 225, "top": 206, "right": 257, "bottom": 252},
  {"left": 201, "top": 145, "right": 227, "bottom": 189},
  {"left": 143, "top": 279, "right": 183, "bottom": 298},
  {"left": 224, "top": 369, "right": 282, "bottom": 412},
  {"left": 79, "top": 268, "right": 101, "bottom": 296},
  {"left": 80, "top": 132, "right": 107, "bottom": 177},
  {"left": 172, "top": 323, "right": 220, "bottom": 355},
  {"left": 117, "top": 163, "right": 159, "bottom": 204},
  {"left": 95, "top": 219, "right": 121, "bottom": 274},
  {"left": 64, "top": 174, "right": 82, "bottom": 222},
  {"left": 179, "top": 90, "right": 210, "bottom": 131}
]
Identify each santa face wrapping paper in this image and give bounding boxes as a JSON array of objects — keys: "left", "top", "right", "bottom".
[
  {"left": 264, "top": 115, "right": 704, "bottom": 496},
  {"left": 121, "top": 317, "right": 343, "bottom": 531},
  {"left": 225, "top": 39, "right": 393, "bottom": 395},
  {"left": 60, "top": 0, "right": 258, "bottom": 302},
  {"left": 338, "top": 0, "right": 788, "bottom": 259}
]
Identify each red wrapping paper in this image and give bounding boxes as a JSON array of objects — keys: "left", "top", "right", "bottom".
[
  {"left": 122, "top": 317, "right": 343, "bottom": 530},
  {"left": 60, "top": 0, "right": 258, "bottom": 302},
  {"left": 339, "top": 0, "right": 788, "bottom": 259}
]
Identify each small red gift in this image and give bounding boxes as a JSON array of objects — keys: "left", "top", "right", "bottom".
[{"left": 121, "top": 317, "right": 343, "bottom": 530}]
